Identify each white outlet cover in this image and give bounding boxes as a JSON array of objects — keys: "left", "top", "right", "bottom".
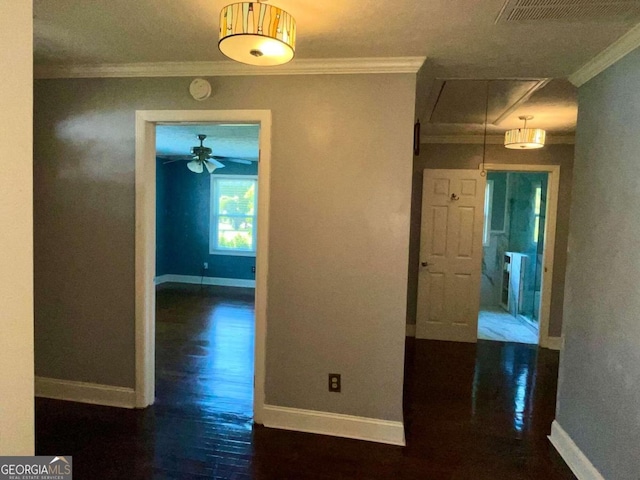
[{"left": 189, "top": 78, "right": 212, "bottom": 101}]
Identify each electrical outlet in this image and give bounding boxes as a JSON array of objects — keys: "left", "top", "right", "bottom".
[
  {"left": 252, "top": 266, "right": 256, "bottom": 273},
  {"left": 203, "top": 262, "right": 208, "bottom": 269},
  {"left": 328, "top": 373, "right": 341, "bottom": 393}
]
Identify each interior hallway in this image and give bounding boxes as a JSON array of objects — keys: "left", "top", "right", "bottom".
[{"left": 35, "top": 285, "right": 574, "bottom": 479}]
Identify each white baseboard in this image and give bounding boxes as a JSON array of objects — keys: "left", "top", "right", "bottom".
[
  {"left": 155, "top": 274, "right": 256, "bottom": 288},
  {"left": 545, "top": 336, "right": 563, "bottom": 351},
  {"left": 549, "top": 420, "right": 605, "bottom": 480},
  {"left": 262, "top": 405, "right": 405, "bottom": 446},
  {"left": 406, "top": 324, "right": 416, "bottom": 337},
  {"left": 35, "top": 376, "right": 136, "bottom": 409}
]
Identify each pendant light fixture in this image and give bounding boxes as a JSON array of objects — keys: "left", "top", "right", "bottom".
[
  {"left": 504, "top": 115, "right": 546, "bottom": 149},
  {"left": 218, "top": 1, "right": 296, "bottom": 66}
]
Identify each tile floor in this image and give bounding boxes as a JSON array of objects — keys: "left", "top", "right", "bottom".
[{"left": 478, "top": 307, "right": 539, "bottom": 344}]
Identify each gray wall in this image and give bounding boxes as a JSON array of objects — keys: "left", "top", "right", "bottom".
[
  {"left": 556, "top": 48, "right": 640, "bottom": 479},
  {"left": 407, "top": 143, "right": 574, "bottom": 337},
  {"left": 34, "top": 73, "right": 416, "bottom": 422}
]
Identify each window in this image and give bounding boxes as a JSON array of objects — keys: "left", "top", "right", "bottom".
[
  {"left": 533, "top": 185, "right": 542, "bottom": 243},
  {"left": 483, "top": 180, "right": 494, "bottom": 247},
  {"left": 210, "top": 175, "right": 258, "bottom": 256}
]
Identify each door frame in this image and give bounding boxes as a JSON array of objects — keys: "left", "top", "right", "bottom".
[
  {"left": 481, "top": 163, "right": 560, "bottom": 349},
  {"left": 134, "top": 109, "right": 272, "bottom": 424}
]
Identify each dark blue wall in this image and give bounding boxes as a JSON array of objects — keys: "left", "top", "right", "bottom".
[
  {"left": 488, "top": 172, "right": 507, "bottom": 231},
  {"left": 156, "top": 159, "right": 258, "bottom": 280},
  {"left": 156, "top": 157, "right": 170, "bottom": 276}
]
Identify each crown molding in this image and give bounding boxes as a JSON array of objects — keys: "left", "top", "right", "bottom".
[
  {"left": 421, "top": 134, "right": 575, "bottom": 145},
  {"left": 34, "top": 56, "right": 426, "bottom": 79},
  {"left": 569, "top": 22, "right": 640, "bottom": 87}
]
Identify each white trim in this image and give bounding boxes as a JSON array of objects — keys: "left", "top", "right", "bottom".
[
  {"left": 155, "top": 274, "right": 256, "bottom": 288},
  {"left": 569, "top": 22, "right": 640, "bottom": 87},
  {"left": 421, "top": 135, "right": 575, "bottom": 145},
  {"left": 545, "top": 336, "right": 563, "bottom": 351},
  {"left": 262, "top": 405, "right": 406, "bottom": 446},
  {"left": 135, "top": 110, "right": 271, "bottom": 427},
  {"left": 34, "top": 57, "right": 426, "bottom": 79},
  {"left": 35, "top": 377, "right": 136, "bottom": 409},
  {"left": 549, "top": 421, "right": 606, "bottom": 480},
  {"left": 406, "top": 324, "right": 416, "bottom": 337},
  {"left": 481, "top": 163, "right": 560, "bottom": 350}
]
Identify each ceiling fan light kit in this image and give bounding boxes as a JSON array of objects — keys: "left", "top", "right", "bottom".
[
  {"left": 188, "top": 134, "right": 225, "bottom": 173},
  {"left": 504, "top": 115, "right": 546, "bottom": 149},
  {"left": 218, "top": 1, "right": 296, "bottom": 66},
  {"left": 163, "top": 134, "right": 257, "bottom": 174}
]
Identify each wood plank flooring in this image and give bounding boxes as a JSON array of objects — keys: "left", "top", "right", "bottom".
[{"left": 36, "top": 283, "right": 575, "bottom": 479}]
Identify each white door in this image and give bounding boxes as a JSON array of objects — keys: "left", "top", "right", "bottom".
[{"left": 416, "top": 169, "right": 486, "bottom": 343}]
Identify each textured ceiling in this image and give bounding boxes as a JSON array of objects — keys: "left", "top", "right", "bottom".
[
  {"left": 423, "top": 79, "right": 578, "bottom": 136},
  {"left": 156, "top": 124, "right": 260, "bottom": 159},
  {"left": 33, "top": 0, "right": 638, "bottom": 78},
  {"left": 34, "top": 1, "right": 624, "bottom": 137}
]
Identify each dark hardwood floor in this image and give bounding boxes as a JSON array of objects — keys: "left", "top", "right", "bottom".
[{"left": 36, "top": 284, "right": 575, "bottom": 479}]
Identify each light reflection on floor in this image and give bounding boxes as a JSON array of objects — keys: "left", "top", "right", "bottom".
[
  {"left": 471, "top": 341, "right": 538, "bottom": 436},
  {"left": 155, "top": 285, "right": 255, "bottom": 425}
]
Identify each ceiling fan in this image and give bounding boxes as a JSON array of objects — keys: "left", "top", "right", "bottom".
[{"left": 163, "top": 134, "right": 255, "bottom": 174}]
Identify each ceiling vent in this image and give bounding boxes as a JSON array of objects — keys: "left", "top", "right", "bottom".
[{"left": 495, "top": 0, "right": 640, "bottom": 23}]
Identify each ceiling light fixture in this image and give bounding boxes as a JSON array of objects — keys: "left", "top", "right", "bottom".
[
  {"left": 504, "top": 115, "right": 546, "bottom": 149},
  {"left": 218, "top": 1, "right": 296, "bottom": 66}
]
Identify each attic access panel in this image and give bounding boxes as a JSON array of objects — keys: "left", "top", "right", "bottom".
[
  {"left": 429, "top": 80, "right": 541, "bottom": 125},
  {"left": 496, "top": 0, "right": 640, "bottom": 23}
]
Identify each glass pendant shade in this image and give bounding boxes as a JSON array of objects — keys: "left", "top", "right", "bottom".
[
  {"left": 187, "top": 160, "right": 204, "bottom": 174},
  {"left": 504, "top": 128, "right": 546, "bottom": 149},
  {"left": 504, "top": 116, "right": 546, "bottom": 149},
  {"left": 219, "top": 2, "right": 296, "bottom": 66}
]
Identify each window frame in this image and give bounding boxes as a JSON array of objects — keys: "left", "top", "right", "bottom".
[{"left": 209, "top": 174, "right": 258, "bottom": 257}]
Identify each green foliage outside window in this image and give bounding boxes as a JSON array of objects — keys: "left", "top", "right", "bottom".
[{"left": 212, "top": 178, "right": 257, "bottom": 253}]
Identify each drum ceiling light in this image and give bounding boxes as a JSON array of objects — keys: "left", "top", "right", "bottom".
[
  {"left": 504, "top": 115, "right": 546, "bottom": 149},
  {"left": 218, "top": 1, "right": 296, "bottom": 66}
]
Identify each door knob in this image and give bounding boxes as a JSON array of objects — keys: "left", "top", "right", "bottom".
[{"left": 421, "top": 261, "right": 430, "bottom": 267}]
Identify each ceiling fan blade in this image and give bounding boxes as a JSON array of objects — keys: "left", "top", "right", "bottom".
[
  {"left": 187, "top": 160, "right": 204, "bottom": 174},
  {"left": 211, "top": 156, "right": 257, "bottom": 164},
  {"left": 206, "top": 158, "right": 225, "bottom": 169},
  {"left": 203, "top": 159, "right": 224, "bottom": 174},
  {"left": 224, "top": 158, "right": 253, "bottom": 165},
  {"left": 162, "top": 158, "right": 190, "bottom": 164}
]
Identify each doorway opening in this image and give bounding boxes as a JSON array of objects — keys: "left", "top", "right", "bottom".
[
  {"left": 478, "top": 170, "right": 551, "bottom": 345},
  {"left": 135, "top": 110, "right": 271, "bottom": 425},
  {"left": 415, "top": 164, "right": 559, "bottom": 349},
  {"left": 154, "top": 123, "right": 259, "bottom": 420}
]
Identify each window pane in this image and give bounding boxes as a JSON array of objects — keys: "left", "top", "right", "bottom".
[
  {"left": 217, "top": 180, "right": 255, "bottom": 216},
  {"left": 483, "top": 181, "right": 493, "bottom": 246},
  {"left": 217, "top": 215, "right": 254, "bottom": 251},
  {"left": 534, "top": 186, "right": 542, "bottom": 215}
]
